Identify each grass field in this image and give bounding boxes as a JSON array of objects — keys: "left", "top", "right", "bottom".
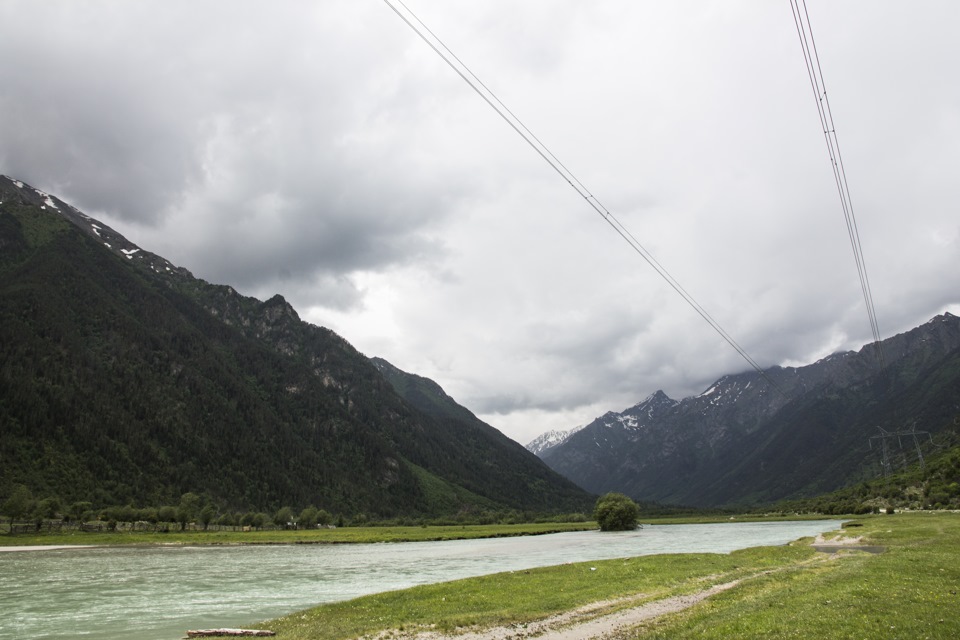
[
  {"left": 635, "top": 512, "right": 960, "bottom": 640},
  {"left": 258, "top": 512, "right": 960, "bottom": 639},
  {"left": 0, "top": 521, "right": 595, "bottom": 547}
]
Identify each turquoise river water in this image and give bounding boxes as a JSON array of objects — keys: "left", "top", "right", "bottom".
[{"left": 0, "top": 519, "right": 844, "bottom": 639}]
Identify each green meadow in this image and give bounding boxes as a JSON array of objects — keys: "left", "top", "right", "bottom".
[
  {"left": 0, "top": 521, "right": 594, "bottom": 547},
  {"left": 260, "top": 512, "right": 960, "bottom": 639}
]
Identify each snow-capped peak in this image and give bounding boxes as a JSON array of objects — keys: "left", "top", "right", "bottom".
[{"left": 526, "top": 425, "right": 585, "bottom": 456}]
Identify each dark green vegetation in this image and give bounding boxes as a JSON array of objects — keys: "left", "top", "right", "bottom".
[
  {"left": 778, "top": 439, "right": 960, "bottom": 514},
  {"left": 593, "top": 492, "right": 640, "bottom": 531},
  {"left": 541, "top": 315, "right": 960, "bottom": 508},
  {"left": 0, "top": 177, "right": 592, "bottom": 519},
  {"left": 260, "top": 512, "right": 960, "bottom": 640}
]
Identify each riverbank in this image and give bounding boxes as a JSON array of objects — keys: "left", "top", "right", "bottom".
[
  {"left": 0, "top": 514, "right": 839, "bottom": 548},
  {"left": 0, "top": 521, "right": 596, "bottom": 548},
  {"left": 0, "top": 544, "right": 96, "bottom": 552},
  {"left": 259, "top": 512, "right": 960, "bottom": 640}
]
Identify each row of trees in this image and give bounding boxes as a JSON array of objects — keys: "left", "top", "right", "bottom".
[
  {"left": 1, "top": 484, "right": 596, "bottom": 532},
  {"left": 0, "top": 486, "right": 343, "bottom": 531}
]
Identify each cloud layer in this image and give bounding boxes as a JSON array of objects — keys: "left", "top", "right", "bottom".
[{"left": 3, "top": 1, "right": 958, "bottom": 443}]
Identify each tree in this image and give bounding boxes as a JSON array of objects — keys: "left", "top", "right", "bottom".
[
  {"left": 116, "top": 504, "right": 136, "bottom": 524},
  {"left": 199, "top": 505, "right": 217, "bottom": 530},
  {"left": 177, "top": 492, "right": 202, "bottom": 530},
  {"left": 34, "top": 496, "right": 62, "bottom": 520},
  {"left": 1, "top": 484, "right": 34, "bottom": 524},
  {"left": 251, "top": 512, "right": 268, "bottom": 530},
  {"left": 158, "top": 505, "right": 177, "bottom": 524},
  {"left": 68, "top": 501, "right": 93, "bottom": 523},
  {"left": 274, "top": 506, "right": 294, "bottom": 529},
  {"left": 299, "top": 506, "right": 318, "bottom": 529},
  {"left": 593, "top": 492, "right": 640, "bottom": 531}
]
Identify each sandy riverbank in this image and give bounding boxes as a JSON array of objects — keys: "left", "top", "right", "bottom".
[{"left": 0, "top": 545, "right": 96, "bottom": 552}]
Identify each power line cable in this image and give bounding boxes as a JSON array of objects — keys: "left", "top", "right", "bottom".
[
  {"left": 383, "top": 0, "right": 784, "bottom": 394},
  {"left": 789, "top": 0, "right": 884, "bottom": 368}
]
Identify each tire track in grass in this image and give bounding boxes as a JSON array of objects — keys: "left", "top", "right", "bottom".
[{"left": 378, "top": 552, "right": 845, "bottom": 640}]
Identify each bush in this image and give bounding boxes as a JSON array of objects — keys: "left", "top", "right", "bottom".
[{"left": 593, "top": 493, "right": 640, "bottom": 531}]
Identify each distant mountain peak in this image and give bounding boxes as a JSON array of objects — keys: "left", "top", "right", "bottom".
[
  {"left": 537, "top": 312, "right": 960, "bottom": 507},
  {"left": 525, "top": 424, "right": 587, "bottom": 456},
  {"left": 260, "top": 293, "right": 300, "bottom": 322},
  {"left": 634, "top": 389, "right": 676, "bottom": 406}
]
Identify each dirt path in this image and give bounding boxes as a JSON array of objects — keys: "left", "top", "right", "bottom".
[
  {"left": 376, "top": 548, "right": 854, "bottom": 640},
  {"left": 371, "top": 579, "right": 743, "bottom": 640}
]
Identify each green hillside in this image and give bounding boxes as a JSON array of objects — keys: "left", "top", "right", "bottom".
[
  {"left": 0, "top": 177, "right": 593, "bottom": 519},
  {"left": 777, "top": 426, "right": 960, "bottom": 514}
]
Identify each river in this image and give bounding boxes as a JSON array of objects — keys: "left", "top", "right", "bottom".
[{"left": 0, "top": 519, "right": 843, "bottom": 640}]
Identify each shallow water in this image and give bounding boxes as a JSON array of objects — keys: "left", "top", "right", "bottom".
[{"left": 0, "top": 519, "right": 843, "bottom": 640}]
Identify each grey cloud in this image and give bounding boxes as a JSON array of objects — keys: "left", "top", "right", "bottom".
[
  {"left": 3, "top": 1, "right": 958, "bottom": 444},
  {"left": 0, "top": 0, "right": 473, "bottom": 302}
]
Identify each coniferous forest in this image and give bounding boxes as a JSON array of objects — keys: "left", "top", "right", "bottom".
[{"left": 0, "top": 176, "right": 593, "bottom": 522}]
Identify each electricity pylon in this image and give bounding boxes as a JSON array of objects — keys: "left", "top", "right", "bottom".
[{"left": 869, "top": 423, "right": 932, "bottom": 478}]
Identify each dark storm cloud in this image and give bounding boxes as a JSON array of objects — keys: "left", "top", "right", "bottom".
[{"left": 0, "top": 0, "right": 467, "bottom": 299}]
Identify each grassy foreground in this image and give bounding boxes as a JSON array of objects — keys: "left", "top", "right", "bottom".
[
  {"left": 0, "top": 521, "right": 594, "bottom": 547},
  {"left": 259, "top": 512, "right": 960, "bottom": 639}
]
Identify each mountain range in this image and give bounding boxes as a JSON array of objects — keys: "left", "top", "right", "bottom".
[
  {"left": 4, "top": 174, "right": 957, "bottom": 518},
  {"left": 530, "top": 313, "right": 960, "bottom": 507},
  {"left": 0, "top": 175, "right": 592, "bottom": 517}
]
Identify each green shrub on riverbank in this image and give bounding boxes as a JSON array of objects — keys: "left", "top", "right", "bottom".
[{"left": 594, "top": 492, "right": 641, "bottom": 531}]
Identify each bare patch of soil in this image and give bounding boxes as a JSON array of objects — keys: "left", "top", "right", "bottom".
[
  {"left": 813, "top": 533, "right": 863, "bottom": 546},
  {"left": 812, "top": 533, "right": 885, "bottom": 555}
]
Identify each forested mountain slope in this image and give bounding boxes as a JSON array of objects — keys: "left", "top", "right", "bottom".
[
  {"left": 371, "top": 357, "right": 590, "bottom": 513},
  {"left": 0, "top": 176, "right": 593, "bottom": 516},
  {"left": 538, "top": 313, "right": 960, "bottom": 508}
]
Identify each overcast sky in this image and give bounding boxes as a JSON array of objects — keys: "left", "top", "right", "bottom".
[{"left": 2, "top": 1, "right": 958, "bottom": 445}]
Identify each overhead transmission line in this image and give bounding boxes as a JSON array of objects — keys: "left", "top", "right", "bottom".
[
  {"left": 383, "top": 0, "right": 783, "bottom": 394},
  {"left": 789, "top": 0, "right": 885, "bottom": 369}
]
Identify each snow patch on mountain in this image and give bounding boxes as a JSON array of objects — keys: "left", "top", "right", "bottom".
[{"left": 526, "top": 424, "right": 586, "bottom": 457}]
